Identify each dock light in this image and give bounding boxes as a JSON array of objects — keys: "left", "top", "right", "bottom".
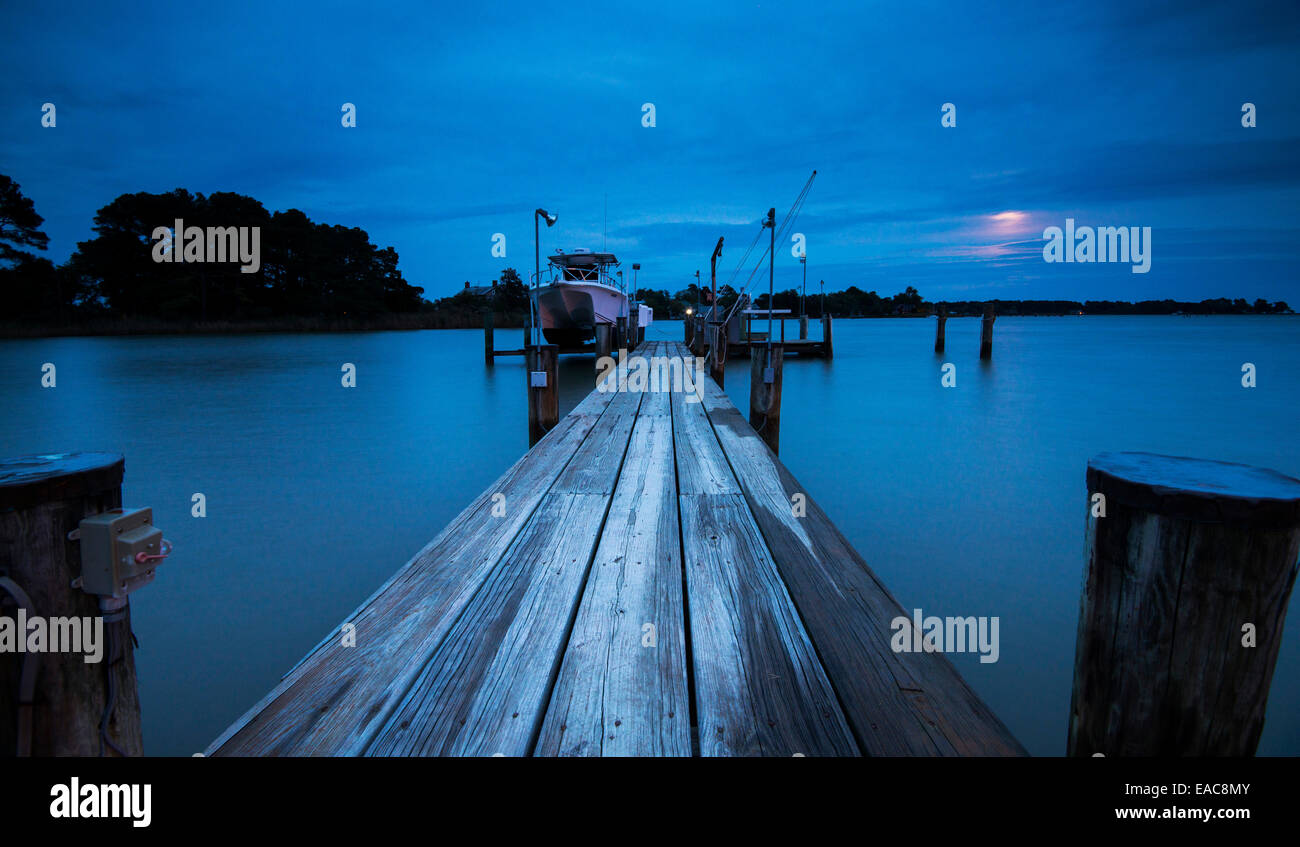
[
  {"left": 532, "top": 208, "right": 558, "bottom": 348},
  {"left": 686, "top": 307, "right": 693, "bottom": 316}
]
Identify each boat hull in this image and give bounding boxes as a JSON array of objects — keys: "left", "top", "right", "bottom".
[{"left": 533, "top": 282, "right": 629, "bottom": 347}]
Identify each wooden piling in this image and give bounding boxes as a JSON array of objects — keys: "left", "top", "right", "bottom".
[
  {"left": 748, "top": 344, "right": 784, "bottom": 454},
  {"left": 1068, "top": 452, "right": 1300, "bottom": 756},
  {"left": 708, "top": 323, "right": 726, "bottom": 388},
  {"left": 799, "top": 315, "right": 808, "bottom": 340},
  {"left": 628, "top": 309, "right": 640, "bottom": 352},
  {"left": 979, "top": 303, "right": 995, "bottom": 360},
  {"left": 595, "top": 324, "right": 613, "bottom": 371},
  {"left": 821, "top": 314, "right": 834, "bottom": 359},
  {"left": 617, "top": 317, "right": 628, "bottom": 352},
  {"left": 934, "top": 303, "right": 947, "bottom": 353},
  {"left": 684, "top": 316, "right": 693, "bottom": 346},
  {"left": 483, "top": 310, "right": 494, "bottom": 366},
  {"left": 0, "top": 453, "right": 144, "bottom": 756},
  {"left": 526, "top": 344, "right": 559, "bottom": 447}
]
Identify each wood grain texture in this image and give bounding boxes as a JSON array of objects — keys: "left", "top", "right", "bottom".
[
  {"left": 688, "top": 347, "right": 1025, "bottom": 756},
  {"left": 365, "top": 492, "right": 617, "bottom": 756},
  {"left": 671, "top": 367, "right": 859, "bottom": 756},
  {"left": 527, "top": 344, "right": 559, "bottom": 446},
  {"left": 1069, "top": 455, "right": 1300, "bottom": 756},
  {"left": 208, "top": 387, "right": 619, "bottom": 756},
  {"left": 365, "top": 389, "right": 644, "bottom": 756},
  {"left": 748, "top": 343, "right": 783, "bottom": 454},
  {"left": 536, "top": 390, "right": 691, "bottom": 756},
  {"left": 0, "top": 455, "right": 141, "bottom": 757},
  {"left": 709, "top": 324, "right": 726, "bottom": 388},
  {"left": 679, "top": 490, "right": 858, "bottom": 757},
  {"left": 214, "top": 339, "right": 1024, "bottom": 757}
]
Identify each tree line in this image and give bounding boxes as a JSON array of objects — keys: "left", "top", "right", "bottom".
[
  {"left": 633, "top": 283, "right": 1291, "bottom": 318},
  {"left": 2, "top": 174, "right": 1292, "bottom": 333},
  {"left": 1, "top": 175, "right": 425, "bottom": 326}
]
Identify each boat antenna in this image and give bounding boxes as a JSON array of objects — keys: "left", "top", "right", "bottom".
[{"left": 604, "top": 194, "right": 607, "bottom": 252}]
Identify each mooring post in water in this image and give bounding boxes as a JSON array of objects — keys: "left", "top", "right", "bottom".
[
  {"left": 1068, "top": 452, "right": 1300, "bottom": 756},
  {"left": 628, "top": 308, "right": 640, "bottom": 352},
  {"left": 980, "top": 303, "right": 995, "bottom": 360},
  {"left": 934, "top": 303, "right": 947, "bottom": 353},
  {"left": 526, "top": 344, "right": 559, "bottom": 447},
  {"left": 748, "top": 344, "right": 784, "bottom": 454},
  {"left": 484, "top": 310, "right": 495, "bottom": 366},
  {"left": 595, "top": 324, "right": 613, "bottom": 372},
  {"left": 821, "top": 313, "right": 834, "bottom": 359},
  {"left": 0, "top": 453, "right": 147, "bottom": 756},
  {"left": 709, "top": 323, "right": 726, "bottom": 388},
  {"left": 617, "top": 316, "right": 628, "bottom": 352},
  {"left": 799, "top": 314, "right": 808, "bottom": 340}
]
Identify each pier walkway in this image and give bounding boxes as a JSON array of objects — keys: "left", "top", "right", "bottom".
[{"left": 209, "top": 341, "right": 1024, "bottom": 756}]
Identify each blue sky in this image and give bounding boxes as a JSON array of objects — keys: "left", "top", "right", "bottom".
[{"left": 2, "top": 0, "right": 1297, "bottom": 302}]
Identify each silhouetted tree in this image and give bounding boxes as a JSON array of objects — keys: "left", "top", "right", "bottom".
[
  {"left": 65, "top": 189, "right": 423, "bottom": 321},
  {"left": 0, "top": 175, "right": 48, "bottom": 264},
  {"left": 0, "top": 175, "right": 94, "bottom": 321}
]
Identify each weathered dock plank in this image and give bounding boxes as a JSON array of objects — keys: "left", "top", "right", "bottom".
[
  {"left": 687, "top": 343, "right": 1026, "bottom": 756},
  {"left": 535, "top": 389, "right": 692, "bottom": 756},
  {"left": 364, "top": 389, "right": 644, "bottom": 756},
  {"left": 673, "top": 381, "right": 859, "bottom": 756},
  {"left": 211, "top": 339, "right": 1024, "bottom": 757},
  {"left": 207, "top": 386, "right": 621, "bottom": 756}
]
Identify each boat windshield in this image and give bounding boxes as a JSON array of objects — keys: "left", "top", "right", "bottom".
[
  {"left": 547, "top": 252, "right": 621, "bottom": 287},
  {"left": 562, "top": 265, "right": 601, "bottom": 281}
]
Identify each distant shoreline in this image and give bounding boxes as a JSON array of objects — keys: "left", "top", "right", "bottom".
[
  {"left": 1, "top": 308, "right": 1293, "bottom": 340},
  {"left": 0, "top": 311, "right": 529, "bottom": 339}
]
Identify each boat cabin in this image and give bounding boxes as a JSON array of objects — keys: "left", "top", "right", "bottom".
[{"left": 548, "top": 249, "right": 620, "bottom": 285}]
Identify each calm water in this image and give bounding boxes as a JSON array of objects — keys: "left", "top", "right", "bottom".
[{"left": 2, "top": 316, "right": 1297, "bottom": 756}]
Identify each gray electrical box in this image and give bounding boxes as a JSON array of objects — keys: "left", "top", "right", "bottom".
[{"left": 77, "top": 508, "right": 165, "bottom": 598}]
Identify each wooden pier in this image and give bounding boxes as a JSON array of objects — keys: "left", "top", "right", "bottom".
[
  {"left": 209, "top": 341, "right": 1024, "bottom": 757},
  {"left": 689, "top": 311, "right": 833, "bottom": 359}
]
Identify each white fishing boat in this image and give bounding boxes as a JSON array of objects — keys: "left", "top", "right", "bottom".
[{"left": 531, "top": 249, "right": 652, "bottom": 349}]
